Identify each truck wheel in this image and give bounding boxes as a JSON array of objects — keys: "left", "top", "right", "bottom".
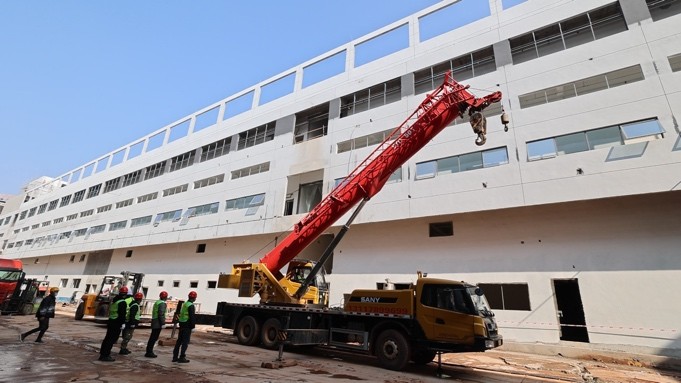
[
  {"left": 75, "top": 302, "right": 85, "bottom": 320},
  {"left": 411, "top": 348, "right": 436, "bottom": 365},
  {"left": 236, "top": 315, "right": 260, "bottom": 346},
  {"left": 374, "top": 329, "right": 411, "bottom": 371},
  {"left": 20, "top": 303, "right": 33, "bottom": 315},
  {"left": 260, "top": 318, "right": 282, "bottom": 349}
]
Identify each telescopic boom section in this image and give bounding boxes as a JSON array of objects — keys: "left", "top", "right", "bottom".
[{"left": 260, "top": 73, "right": 502, "bottom": 273}]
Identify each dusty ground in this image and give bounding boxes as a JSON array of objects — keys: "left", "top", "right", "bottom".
[{"left": 0, "top": 307, "right": 679, "bottom": 383}]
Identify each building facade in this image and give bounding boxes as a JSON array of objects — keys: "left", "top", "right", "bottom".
[{"left": 1, "top": 0, "right": 680, "bottom": 357}]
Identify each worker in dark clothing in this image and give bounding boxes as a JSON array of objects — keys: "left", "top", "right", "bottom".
[
  {"left": 21, "top": 287, "right": 59, "bottom": 343},
  {"left": 145, "top": 290, "right": 168, "bottom": 358},
  {"left": 98, "top": 286, "right": 130, "bottom": 362},
  {"left": 172, "top": 291, "right": 196, "bottom": 363},
  {"left": 119, "top": 292, "right": 143, "bottom": 355}
]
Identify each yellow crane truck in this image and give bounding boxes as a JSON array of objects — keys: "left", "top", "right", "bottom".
[{"left": 207, "top": 73, "right": 505, "bottom": 370}]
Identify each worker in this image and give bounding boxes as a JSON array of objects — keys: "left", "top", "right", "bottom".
[
  {"left": 119, "top": 292, "right": 143, "bottom": 355},
  {"left": 145, "top": 290, "right": 168, "bottom": 358},
  {"left": 98, "top": 286, "right": 129, "bottom": 362},
  {"left": 21, "top": 287, "right": 59, "bottom": 343},
  {"left": 172, "top": 291, "right": 197, "bottom": 363}
]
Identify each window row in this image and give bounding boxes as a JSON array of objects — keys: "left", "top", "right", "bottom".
[{"left": 415, "top": 147, "right": 509, "bottom": 180}]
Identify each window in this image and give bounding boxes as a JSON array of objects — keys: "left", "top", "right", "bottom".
[
  {"left": 157, "top": 280, "right": 164, "bottom": 287},
  {"left": 53, "top": 217, "right": 64, "bottom": 224},
  {"left": 190, "top": 281, "right": 199, "bottom": 288},
  {"left": 155, "top": 210, "right": 182, "bottom": 223},
  {"left": 122, "top": 169, "right": 142, "bottom": 187},
  {"left": 237, "top": 122, "right": 275, "bottom": 150},
  {"left": 131, "top": 215, "right": 153, "bottom": 227},
  {"left": 194, "top": 174, "right": 225, "bottom": 189},
  {"left": 59, "top": 231, "right": 71, "bottom": 239},
  {"left": 137, "top": 192, "right": 158, "bottom": 204},
  {"left": 669, "top": 53, "right": 681, "bottom": 72},
  {"left": 72, "top": 278, "right": 81, "bottom": 289},
  {"left": 510, "top": 3, "right": 626, "bottom": 64},
  {"left": 28, "top": 207, "right": 37, "bottom": 217},
  {"left": 231, "top": 162, "right": 270, "bottom": 180},
  {"left": 196, "top": 244, "right": 206, "bottom": 253},
  {"left": 103, "top": 178, "right": 121, "bottom": 194},
  {"left": 527, "top": 118, "right": 663, "bottom": 160},
  {"left": 109, "top": 220, "right": 127, "bottom": 231},
  {"left": 60, "top": 279, "right": 68, "bottom": 288},
  {"left": 190, "top": 202, "right": 220, "bottom": 217},
  {"left": 169, "top": 150, "right": 196, "bottom": 172},
  {"left": 67, "top": 214, "right": 78, "bottom": 221},
  {"left": 414, "top": 46, "right": 495, "bottom": 94},
  {"left": 173, "top": 281, "right": 180, "bottom": 288},
  {"left": 144, "top": 161, "right": 166, "bottom": 180},
  {"left": 19, "top": 211, "right": 27, "bottom": 220},
  {"left": 72, "top": 189, "right": 86, "bottom": 203},
  {"left": 41, "top": 221, "right": 50, "bottom": 227},
  {"left": 59, "top": 195, "right": 72, "bottom": 207},
  {"left": 207, "top": 281, "right": 217, "bottom": 289},
  {"left": 125, "top": 250, "right": 133, "bottom": 258},
  {"left": 97, "top": 204, "right": 112, "bottom": 213},
  {"left": 79, "top": 254, "right": 86, "bottom": 262},
  {"left": 647, "top": 0, "right": 681, "bottom": 21},
  {"left": 90, "top": 224, "right": 106, "bottom": 234},
  {"left": 115, "top": 199, "right": 133, "bottom": 209},
  {"left": 337, "top": 129, "right": 395, "bottom": 153},
  {"left": 420, "top": 284, "right": 476, "bottom": 314},
  {"left": 297, "top": 181, "right": 322, "bottom": 214},
  {"left": 48, "top": 200, "right": 58, "bottom": 211},
  {"left": 477, "top": 283, "right": 531, "bottom": 311},
  {"left": 201, "top": 137, "right": 232, "bottom": 162},
  {"left": 225, "top": 193, "right": 266, "bottom": 211},
  {"left": 87, "top": 184, "right": 102, "bottom": 199},
  {"left": 416, "top": 147, "right": 509, "bottom": 180},
  {"left": 73, "top": 228, "right": 87, "bottom": 237},
  {"left": 37, "top": 203, "right": 47, "bottom": 214},
  {"left": 519, "top": 65, "right": 644, "bottom": 109},
  {"left": 80, "top": 209, "right": 94, "bottom": 218},
  {"left": 69, "top": 255, "right": 75, "bottom": 263},
  {"left": 163, "top": 184, "right": 189, "bottom": 197},
  {"left": 429, "top": 222, "right": 453, "bottom": 237},
  {"left": 294, "top": 104, "right": 329, "bottom": 143},
  {"left": 340, "top": 78, "right": 401, "bottom": 117}
]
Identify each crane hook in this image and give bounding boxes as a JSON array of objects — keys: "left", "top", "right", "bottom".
[{"left": 470, "top": 111, "right": 487, "bottom": 146}]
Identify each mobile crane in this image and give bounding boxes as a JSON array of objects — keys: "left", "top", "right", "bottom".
[{"left": 212, "top": 72, "right": 505, "bottom": 370}]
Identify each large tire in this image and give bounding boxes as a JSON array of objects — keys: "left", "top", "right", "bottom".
[
  {"left": 236, "top": 315, "right": 260, "bottom": 346},
  {"left": 411, "top": 348, "right": 436, "bottom": 365},
  {"left": 75, "top": 302, "right": 85, "bottom": 320},
  {"left": 374, "top": 329, "right": 411, "bottom": 371},
  {"left": 20, "top": 303, "right": 33, "bottom": 315},
  {"left": 260, "top": 318, "right": 282, "bottom": 349}
]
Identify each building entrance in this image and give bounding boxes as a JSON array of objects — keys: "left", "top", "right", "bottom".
[{"left": 553, "top": 279, "right": 589, "bottom": 343}]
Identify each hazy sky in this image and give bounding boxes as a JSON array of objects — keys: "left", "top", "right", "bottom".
[{"left": 0, "top": 0, "right": 472, "bottom": 194}]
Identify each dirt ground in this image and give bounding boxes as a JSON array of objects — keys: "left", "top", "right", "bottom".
[{"left": 0, "top": 307, "right": 679, "bottom": 383}]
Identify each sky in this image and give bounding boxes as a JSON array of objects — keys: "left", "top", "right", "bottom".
[{"left": 0, "top": 1, "right": 454, "bottom": 195}]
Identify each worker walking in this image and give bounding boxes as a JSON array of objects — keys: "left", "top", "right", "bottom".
[
  {"left": 21, "top": 287, "right": 59, "bottom": 343},
  {"left": 145, "top": 291, "right": 168, "bottom": 358},
  {"left": 119, "top": 292, "right": 143, "bottom": 355},
  {"left": 172, "top": 291, "right": 197, "bottom": 363},
  {"left": 98, "top": 286, "right": 129, "bottom": 362}
]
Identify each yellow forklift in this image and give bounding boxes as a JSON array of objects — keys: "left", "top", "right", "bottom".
[{"left": 75, "top": 271, "right": 144, "bottom": 321}]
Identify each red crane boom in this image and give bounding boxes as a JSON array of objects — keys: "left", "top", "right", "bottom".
[{"left": 260, "top": 73, "right": 502, "bottom": 274}]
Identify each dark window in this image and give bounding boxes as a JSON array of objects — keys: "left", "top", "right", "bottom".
[
  {"left": 207, "top": 281, "right": 217, "bottom": 289},
  {"left": 477, "top": 283, "right": 531, "bottom": 311},
  {"left": 196, "top": 244, "right": 206, "bottom": 253},
  {"left": 125, "top": 250, "right": 133, "bottom": 258},
  {"left": 429, "top": 222, "right": 453, "bottom": 237},
  {"left": 647, "top": 0, "right": 681, "bottom": 21},
  {"left": 190, "top": 281, "right": 199, "bottom": 288},
  {"left": 173, "top": 281, "right": 180, "bottom": 288},
  {"left": 420, "top": 284, "right": 476, "bottom": 314}
]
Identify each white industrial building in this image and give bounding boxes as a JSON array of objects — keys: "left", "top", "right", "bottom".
[{"left": 1, "top": 0, "right": 680, "bottom": 358}]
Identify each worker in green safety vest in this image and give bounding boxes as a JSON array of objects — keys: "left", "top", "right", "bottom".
[
  {"left": 145, "top": 291, "right": 168, "bottom": 358},
  {"left": 172, "top": 291, "right": 197, "bottom": 363},
  {"left": 120, "top": 292, "right": 143, "bottom": 355},
  {"left": 98, "top": 286, "right": 130, "bottom": 362}
]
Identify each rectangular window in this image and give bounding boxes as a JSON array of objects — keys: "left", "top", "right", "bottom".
[
  {"left": 73, "top": 228, "right": 87, "bottom": 237},
  {"left": 72, "top": 189, "right": 86, "bottom": 203},
  {"left": 48, "top": 200, "right": 58, "bottom": 211},
  {"left": 37, "top": 204, "right": 47, "bottom": 214},
  {"left": 42, "top": 221, "right": 50, "bottom": 227},
  {"left": 646, "top": 0, "right": 681, "bottom": 21},
  {"left": 131, "top": 215, "right": 153, "bottom": 227},
  {"left": 416, "top": 147, "right": 507, "bottom": 180},
  {"left": 60, "top": 279, "right": 68, "bottom": 288},
  {"left": 67, "top": 214, "right": 78, "bottom": 221},
  {"left": 225, "top": 193, "right": 266, "bottom": 211},
  {"left": 477, "top": 283, "right": 531, "bottom": 311},
  {"left": 144, "top": 161, "right": 166, "bottom": 180},
  {"left": 190, "top": 281, "right": 199, "bottom": 288},
  {"left": 155, "top": 210, "right": 182, "bottom": 223},
  {"left": 90, "top": 224, "right": 106, "bottom": 234},
  {"left": 59, "top": 195, "right": 72, "bottom": 208},
  {"left": 207, "top": 281, "right": 217, "bottom": 289},
  {"left": 72, "top": 278, "right": 81, "bottom": 289},
  {"left": 669, "top": 53, "right": 681, "bottom": 72},
  {"left": 162, "top": 184, "right": 189, "bottom": 197},
  {"left": 87, "top": 184, "right": 101, "bottom": 199},
  {"left": 196, "top": 243, "right": 207, "bottom": 253},
  {"left": 122, "top": 169, "right": 142, "bottom": 187},
  {"left": 109, "top": 220, "right": 127, "bottom": 231},
  {"left": 79, "top": 254, "right": 86, "bottom": 262},
  {"left": 231, "top": 162, "right": 270, "bottom": 180},
  {"left": 103, "top": 178, "right": 121, "bottom": 194},
  {"left": 115, "top": 199, "right": 133, "bottom": 209},
  {"left": 28, "top": 207, "right": 37, "bottom": 217},
  {"left": 297, "top": 181, "right": 322, "bottom": 214},
  {"left": 201, "top": 137, "right": 232, "bottom": 162},
  {"left": 414, "top": 46, "right": 495, "bottom": 94},
  {"left": 97, "top": 204, "right": 112, "bottom": 214},
  {"left": 194, "top": 174, "right": 225, "bottom": 189},
  {"left": 336, "top": 129, "right": 395, "bottom": 153},
  {"left": 157, "top": 280, "right": 164, "bottom": 287},
  {"left": 189, "top": 202, "right": 220, "bottom": 217},
  {"left": 19, "top": 211, "right": 27, "bottom": 220},
  {"left": 340, "top": 78, "right": 401, "bottom": 117},
  {"left": 294, "top": 104, "right": 329, "bottom": 144},
  {"left": 137, "top": 192, "right": 158, "bottom": 204},
  {"left": 169, "top": 150, "right": 196, "bottom": 172},
  {"left": 53, "top": 217, "right": 64, "bottom": 224},
  {"left": 80, "top": 209, "right": 94, "bottom": 218},
  {"left": 429, "top": 222, "right": 453, "bottom": 237},
  {"left": 237, "top": 122, "right": 276, "bottom": 150},
  {"left": 173, "top": 281, "right": 180, "bottom": 288}
]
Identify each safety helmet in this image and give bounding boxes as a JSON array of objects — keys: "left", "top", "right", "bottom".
[
  {"left": 188, "top": 291, "right": 197, "bottom": 299},
  {"left": 119, "top": 286, "right": 129, "bottom": 295},
  {"left": 159, "top": 291, "right": 168, "bottom": 299},
  {"left": 134, "top": 292, "right": 144, "bottom": 300},
  {"left": 50, "top": 287, "right": 60, "bottom": 293}
]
